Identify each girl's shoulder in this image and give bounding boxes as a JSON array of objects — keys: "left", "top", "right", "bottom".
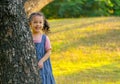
[
  {"left": 42, "top": 34, "right": 50, "bottom": 41},
  {"left": 42, "top": 34, "right": 49, "bottom": 39}
]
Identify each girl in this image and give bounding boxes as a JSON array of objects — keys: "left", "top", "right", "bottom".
[{"left": 29, "top": 12, "right": 55, "bottom": 84}]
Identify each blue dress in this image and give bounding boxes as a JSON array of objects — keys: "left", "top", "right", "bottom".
[{"left": 34, "top": 34, "right": 55, "bottom": 84}]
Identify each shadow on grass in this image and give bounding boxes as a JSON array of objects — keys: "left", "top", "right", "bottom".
[
  {"left": 55, "top": 27, "right": 120, "bottom": 52},
  {"left": 78, "top": 28, "right": 120, "bottom": 46},
  {"left": 51, "top": 17, "right": 119, "bottom": 34},
  {"left": 55, "top": 62, "right": 120, "bottom": 84}
]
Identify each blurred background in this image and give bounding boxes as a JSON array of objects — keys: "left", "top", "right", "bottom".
[
  {"left": 25, "top": 0, "right": 120, "bottom": 18},
  {"left": 41, "top": 0, "right": 120, "bottom": 19},
  {"left": 25, "top": 0, "right": 120, "bottom": 84}
]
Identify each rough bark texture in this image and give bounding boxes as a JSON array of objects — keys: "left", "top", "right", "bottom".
[
  {"left": 0, "top": 0, "right": 41, "bottom": 83},
  {"left": 24, "top": 0, "right": 53, "bottom": 16}
]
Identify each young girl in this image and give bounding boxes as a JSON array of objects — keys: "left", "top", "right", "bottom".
[{"left": 29, "top": 12, "right": 55, "bottom": 84}]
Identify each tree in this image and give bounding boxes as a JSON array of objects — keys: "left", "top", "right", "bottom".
[
  {"left": 41, "top": 0, "right": 120, "bottom": 18},
  {"left": 24, "top": 0, "right": 53, "bottom": 16},
  {"left": 0, "top": 0, "right": 41, "bottom": 83}
]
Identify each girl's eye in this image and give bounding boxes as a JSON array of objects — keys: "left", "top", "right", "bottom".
[
  {"left": 32, "top": 21, "right": 43, "bottom": 24},
  {"left": 39, "top": 22, "right": 43, "bottom": 24},
  {"left": 33, "top": 21, "right": 37, "bottom": 23}
]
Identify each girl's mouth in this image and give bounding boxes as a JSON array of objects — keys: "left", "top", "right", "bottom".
[{"left": 35, "top": 27, "right": 40, "bottom": 30}]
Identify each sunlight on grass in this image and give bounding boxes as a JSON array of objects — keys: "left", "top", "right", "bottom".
[{"left": 49, "top": 17, "right": 120, "bottom": 84}]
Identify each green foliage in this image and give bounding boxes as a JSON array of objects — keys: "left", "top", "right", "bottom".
[
  {"left": 41, "top": 0, "right": 120, "bottom": 18},
  {"left": 58, "top": 2, "right": 82, "bottom": 18},
  {"left": 111, "top": 0, "right": 120, "bottom": 16}
]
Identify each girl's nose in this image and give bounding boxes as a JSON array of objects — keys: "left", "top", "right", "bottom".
[{"left": 37, "top": 23, "right": 40, "bottom": 26}]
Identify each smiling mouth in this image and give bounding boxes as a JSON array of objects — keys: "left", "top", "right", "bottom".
[{"left": 35, "top": 27, "right": 40, "bottom": 30}]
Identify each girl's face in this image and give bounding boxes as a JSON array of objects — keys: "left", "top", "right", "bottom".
[{"left": 30, "top": 15, "right": 44, "bottom": 33}]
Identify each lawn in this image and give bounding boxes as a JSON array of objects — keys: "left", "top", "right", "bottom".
[{"left": 48, "top": 17, "right": 120, "bottom": 84}]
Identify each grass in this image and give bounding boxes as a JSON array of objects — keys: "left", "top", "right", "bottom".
[{"left": 48, "top": 16, "right": 120, "bottom": 84}]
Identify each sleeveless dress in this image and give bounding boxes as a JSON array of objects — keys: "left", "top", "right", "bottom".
[{"left": 34, "top": 34, "right": 55, "bottom": 84}]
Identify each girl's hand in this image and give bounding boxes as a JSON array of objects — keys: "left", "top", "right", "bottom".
[{"left": 38, "top": 60, "right": 43, "bottom": 69}]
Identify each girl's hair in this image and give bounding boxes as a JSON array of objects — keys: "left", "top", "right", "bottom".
[{"left": 28, "top": 12, "right": 50, "bottom": 33}]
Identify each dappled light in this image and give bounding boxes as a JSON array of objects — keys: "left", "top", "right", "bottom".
[
  {"left": 1, "top": 0, "right": 120, "bottom": 83},
  {"left": 49, "top": 17, "right": 120, "bottom": 84}
]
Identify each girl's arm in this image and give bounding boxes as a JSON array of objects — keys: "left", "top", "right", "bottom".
[{"left": 38, "top": 49, "right": 51, "bottom": 68}]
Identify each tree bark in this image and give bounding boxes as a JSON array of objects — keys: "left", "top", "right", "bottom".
[
  {"left": 24, "top": 0, "right": 53, "bottom": 16},
  {"left": 0, "top": 0, "right": 41, "bottom": 83}
]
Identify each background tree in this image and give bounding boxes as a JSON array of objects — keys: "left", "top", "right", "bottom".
[
  {"left": 41, "top": 0, "right": 120, "bottom": 18},
  {"left": 0, "top": 0, "right": 41, "bottom": 83},
  {"left": 111, "top": 0, "right": 120, "bottom": 16}
]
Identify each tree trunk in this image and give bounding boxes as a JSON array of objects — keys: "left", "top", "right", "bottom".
[
  {"left": 24, "top": 0, "right": 53, "bottom": 16},
  {"left": 0, "top": 0, "right": 41, "bottom": 83}
]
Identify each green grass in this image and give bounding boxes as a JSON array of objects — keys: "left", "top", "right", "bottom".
[{"left": 48, "top": 17, "right": 120, "bottom": 84}]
